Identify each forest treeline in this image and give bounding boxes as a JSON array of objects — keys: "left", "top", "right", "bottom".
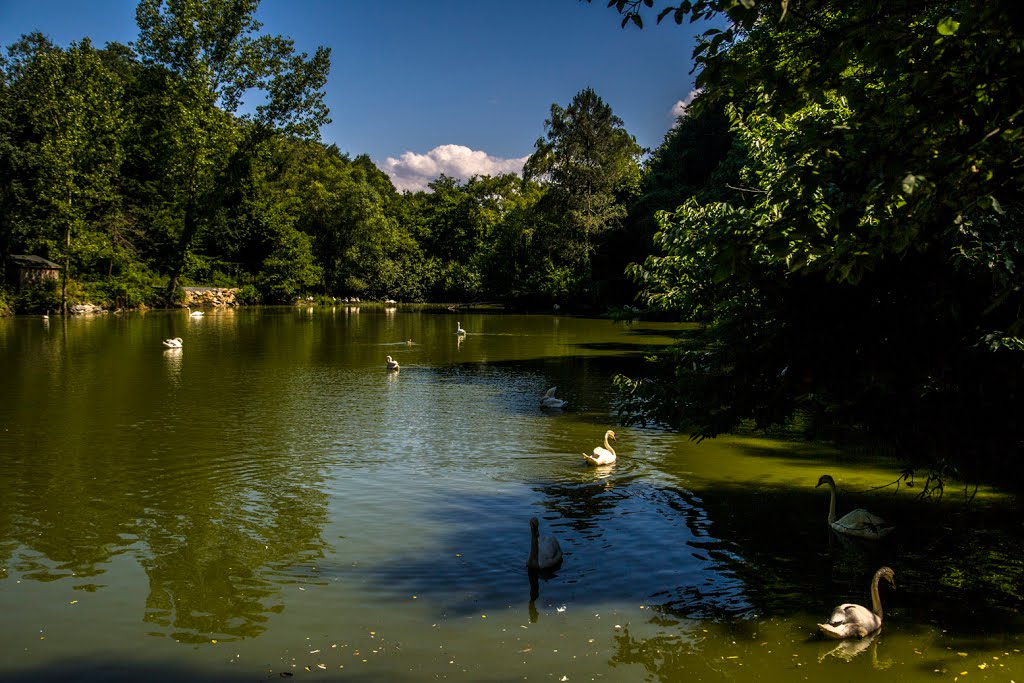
[{"left": 0, "top": 1, "right": 650, "bottom": 316}]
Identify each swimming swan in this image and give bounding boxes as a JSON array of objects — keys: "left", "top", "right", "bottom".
[
  {"left": 816, "top": 474, "right": 895, "bottom": 539},
  {"left": 162, "top": 337, "right": 183, "bottom": 348},
  {"left": 185, "top": 306, "right": 204, "bottom": 317},
  {"left": 583, "top": 430, "right": 617, "bottom": 466},
  {"left": 386, "top": 355, "right": 400, "bottom": 371},
  {"left": 527, "top": 517, "right": 563, "bottom": 571},
  {"left": 819, "top": 566, "right": 895, "bottom": 639},
  {"left": 456, "top": 321, "right": 466, "bottom": 335},
  {"left": 540, "top": 387, "right": 567, "bottom": 409}
]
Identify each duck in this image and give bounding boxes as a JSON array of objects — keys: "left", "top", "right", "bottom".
[
  {"left": 818, "top": 566, "right": 896, "bottom": 639},
  {"left": 540, "top": 386, "right": 568, "bottom": 409},
  {"left": 385, "top": 355, "right": 400, "bottom": 371},
  {"left": 582, "top": 430, "right": 617, "bottom": 466},
  {"left": 162, "top": 337, "right": 184, "bottom": 348},
  {"left": 816, "top": 474, "right": 895, "bottom": 539},
  {"left": 185, "top": 306, "right": 204, "bottom": 317},
  {"left": 455, "top": 321, "right": 466, "bottom": 335},
  {"left": 526, "top": 517, "right": 563, "bottom": 571}
]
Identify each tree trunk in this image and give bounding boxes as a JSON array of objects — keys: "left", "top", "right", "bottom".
[
  {"left": 165, "top": 203, "right": 198, "bottom": 302},
  {"left": 61, "top": 190, "right": 71, "bottom": 316}
]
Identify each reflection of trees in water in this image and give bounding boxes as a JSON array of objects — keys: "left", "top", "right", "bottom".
[
  {"left": 140, "top": 483, "right": 330, "bottom": 641},
  {"left": 0, "top": 443, "right": 330, "bottom": 643},
  {"left": 610, "top": 624, "right": 729, "bottom": 681}
]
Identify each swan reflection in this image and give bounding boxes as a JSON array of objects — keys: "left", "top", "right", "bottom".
[
  {"left": 162, "top": 347, "right": 183, "bottom": 380},
  {"left": 818, "top": 630, "right": 891, "bottom": 668},
  {"left": 528, "top": 571, "right": 540, "bottom": 623}
]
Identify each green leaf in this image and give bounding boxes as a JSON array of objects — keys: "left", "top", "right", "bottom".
[
  {"left": 901, "top": 173, "right": 918, "bottom": 195},
  {"left": 980, "top": 195, "right": 1005, "bottom": 215},
  {"left": 937, "top": 17, "right": 960, "bottom": 36}
]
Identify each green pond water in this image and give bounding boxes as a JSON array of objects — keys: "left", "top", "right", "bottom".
[{"left": 1, "top": 305, "right": 1022, "bottom": 682}]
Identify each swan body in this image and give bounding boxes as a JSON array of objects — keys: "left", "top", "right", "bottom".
[
  {"left": 583, "top": 430, "right": 617, "bottom": 466},
  {"left": 385, "top": 355, "right": 400, "bottom": 371},
  {"left": 540, "top": 387, "right": 567, "bottom": 409},
  {"left": 816, "top": 474, "right": 895, "bottom": 539},
  {"left": 527, "top": 517, "right": 563, "bottom": 571},
  {"left": 186, "top": 306, "right": 204, "bottom": 317},
  {"left": 162, "top": 337, "right": 183, "bottom": 348},
  {"left": 819, "top": 566, "right": 895, "bottom": 639},
  {"left": 456, "top": 321, "right": 466, "bottom": 335}
]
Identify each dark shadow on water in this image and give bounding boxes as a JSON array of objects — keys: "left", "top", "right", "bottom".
[
  {"left": 326, "top": 470, "right": 1024, "bottom": 640},
  {"left": 568, "top": 341, "right": 668, "bottom": 353},
  {"left": 325, "top": 476, "right": 756, "bottom": 622}
]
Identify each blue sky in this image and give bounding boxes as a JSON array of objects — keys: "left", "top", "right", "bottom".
[{"left": 0, "top": 0, "right": 708, "bottom": 191}]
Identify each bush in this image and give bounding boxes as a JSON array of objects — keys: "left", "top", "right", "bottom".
[
  {"left": 235, "top": 284, "right": 261, "bottom": 305},
  {"left": 0, "top": 288, "right": 13, "bottom": 317},
  {"left": 15, "top": 280, "right": 61, "bottom": 314}
]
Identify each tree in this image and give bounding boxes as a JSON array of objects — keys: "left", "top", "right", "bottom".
[
  {"left": 132, "top": 0, "right": 331, "bottom": 298},
  {"left": 524, "top": 87, "right": 643, "bottom": 305},
  {"left": 611, "top": 1, "right": 1024, "bottom": 480},
  {"left": 2, "top": 35, "right": 124, "bottom": 314}
]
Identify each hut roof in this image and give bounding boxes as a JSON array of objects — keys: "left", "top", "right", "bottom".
[{"left": 8, "top": 254, "right": 62, "bottom": 270}]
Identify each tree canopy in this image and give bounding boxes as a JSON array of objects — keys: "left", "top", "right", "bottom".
[
  {"left": 611, "top": 0, "right": 1024, "bottom": 481},
  {"left": 0, "top": 8, "right": 643, "bottom": 314}
]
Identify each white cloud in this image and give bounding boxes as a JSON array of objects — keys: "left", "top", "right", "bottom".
[
  {"left": 670, "top": 89, "right": 703, "bottom": 123},
  {"left": 379, "top": 144, "right": 529, "bottom": 193}
]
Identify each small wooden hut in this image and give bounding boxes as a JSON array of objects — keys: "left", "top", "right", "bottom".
[{"left": 6, "top": 254, "right": 62, "bottom": 290}]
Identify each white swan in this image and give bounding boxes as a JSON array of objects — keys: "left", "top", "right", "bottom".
[
  {"left": 526, "top": 517, "right": 563, "bottom": 571},
  {"left": 185, "top": 306, "right": 204, "bottom": 317},
  {"left": 540, "top": 386, "right": 567, "bottom": 409},
  {"left": 819, "top": 566, "right": 895, "bottom": 639},
  {"left": 385, "top": 355, "right": 400, "bottom": 371},
  {"left": 456, "top": 321, "right": 466, "bottom": 335},
  {"left": 816, "top": 474, "right": 895, "bottom": 539},
  {"left": 162, "top": 337, "right": 183, "bottom": 348},
  {"left": 582, "top": 430, "right": 617, "bottom": 466}
]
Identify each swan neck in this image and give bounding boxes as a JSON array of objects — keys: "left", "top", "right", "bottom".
[
  {"left": 604, "top": 433, "right": 616, "bottom": 457},
  {"left": 870, "top": 573, "right": 884, "bottom": 618},
  {"left": 826, "top": 481, "right": 837, "bottom": 525},
  {"left": 527, "top": 526, "right": 539, "bottom": 568}
]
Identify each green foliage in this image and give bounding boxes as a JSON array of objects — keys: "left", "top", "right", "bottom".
[
  {"left": 0, "top": 288, "right": 13, "bottom": 317},
  {"left": 133, "top": 0, "right": 331, "bottom": 294},
  {"left": 0, "top": 10, "right": 644, "bottom": 316},
  {"left": 3, "top": 34, "right": 125, "bottom": 313},
  {"left": 614, "top": 0, "right": 1024, "bottom": 480},
  {"left": 524, "top": 88, "right": 644, "bottom": 306},
  {"left": 13, "top": 279, "right": 61, "bottom": 314}
]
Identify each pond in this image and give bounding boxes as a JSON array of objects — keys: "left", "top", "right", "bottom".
[{"left": 1, "top": 305, "right": 1023, "bottom": 682}]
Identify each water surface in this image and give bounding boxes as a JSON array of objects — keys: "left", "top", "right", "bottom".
[{"left": 1, "top": 306, "right": 1022, "bottom": 681}]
